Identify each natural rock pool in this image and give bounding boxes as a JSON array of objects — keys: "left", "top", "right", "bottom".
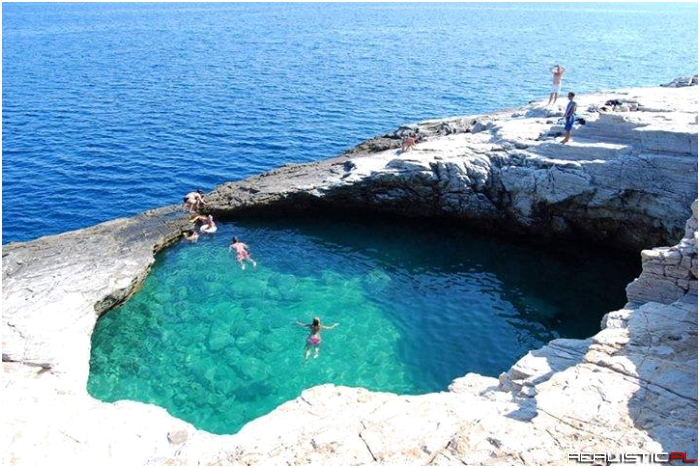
[{"left": 88, "top": 217, "right": 639, "bottom": 434}]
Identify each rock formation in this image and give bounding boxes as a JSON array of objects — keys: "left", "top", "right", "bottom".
[
  {"left": 2, "top": 84, "right": 697, "bottom": 465},
  {"left": 661, "top": 75, "right": 698, "bottom": 88},
  {"left": 206, "top": 86, "right": 698, "bottom": 252},
  {"left": 626, "top": 200, "right": 698, "bottom": 303}
]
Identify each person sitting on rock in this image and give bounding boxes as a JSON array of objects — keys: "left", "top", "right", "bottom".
[
  {"left": 228, "top": 236, "right": 256, "bottom": 270},
  {"left": 183, "top": 189, "right": 206, "bottom": 212}
]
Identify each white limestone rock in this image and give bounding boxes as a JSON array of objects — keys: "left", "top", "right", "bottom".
[
  {"left": 2, "top": 83, "right": 697, "bottom": 467},
  {"left": 627, "top": 197, "right": 698, "bottom": 304}
]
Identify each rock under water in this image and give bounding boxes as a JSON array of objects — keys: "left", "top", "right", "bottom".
[{"left": 2, "top": 83, "right": 697, "bottom": 465}]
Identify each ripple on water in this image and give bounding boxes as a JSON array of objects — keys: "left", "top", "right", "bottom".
[
  {"left": 4, "top": 3, "right": 697, "bottom": 243},
  {"left": 88, "top": 217, "right": 639, "bottom": 434}
]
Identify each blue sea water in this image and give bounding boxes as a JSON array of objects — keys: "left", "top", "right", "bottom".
[{"left": 2, "top": 3, "right": 698, "bottom": 243}]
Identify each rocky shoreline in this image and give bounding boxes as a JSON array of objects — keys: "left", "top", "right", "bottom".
[
  {"left": 205, "top": 84, "right": 697, "bottom": 253},
  {"left": 3, "top": 83, "right": 697, "bottom": 465}
]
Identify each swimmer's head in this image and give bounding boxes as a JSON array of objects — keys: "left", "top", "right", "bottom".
[
  {"left": 197, "top": 189, "right": 203, "bottom": 194},
  {"left": 232, "top": 236, "right": 239, "bottom": 243},
  {"left": 312, "top": 317, "right": 320, "bottom": 326}
]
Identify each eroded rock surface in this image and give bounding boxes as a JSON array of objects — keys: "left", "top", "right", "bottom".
[
  {"left": 206, "top": 86, "right": 698, "bottom": 252},
  {"left": 627, "top": 200, "right": 699, "bottom": 303},
  {"left": 2, "top": 85, "right": 697, "bottom": 465}
]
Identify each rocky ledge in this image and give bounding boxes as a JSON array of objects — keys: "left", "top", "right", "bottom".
[
  {"left": 2, "top": 84, "right": 697, "bottom": 465},
  {"left": 206, "top": 85, "right": 698, "bottom": 252}
]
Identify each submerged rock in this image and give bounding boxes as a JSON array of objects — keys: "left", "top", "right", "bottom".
[{"left": 2, "top": 83, "right": 697, "bottom": 465}]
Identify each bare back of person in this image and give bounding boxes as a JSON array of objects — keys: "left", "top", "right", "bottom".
[
  {"left": 229, "top": 237, "right": 256, "bottom": 269},
  {"left": 297, "top": 317, "right": 339, "bottom": 359},
  {"left": 551, "top": 65, "right": 565, "bottom": 84},
  {"left": 548, "top": 64, "right": 566, "bottom": 106}
]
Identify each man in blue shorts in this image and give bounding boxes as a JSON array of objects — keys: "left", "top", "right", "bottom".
[{"left": 562, "top": 92, "right": 577, "bottom": 144}]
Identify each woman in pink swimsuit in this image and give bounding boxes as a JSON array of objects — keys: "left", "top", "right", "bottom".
[{"left": 297, "top": 316, "right": 339, "bottom": 359}]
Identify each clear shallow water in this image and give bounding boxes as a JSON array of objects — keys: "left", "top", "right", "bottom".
[
  {"left": 3, "top": 3, "right": 698, "bottom": 243},
  {"left": 88, "top": 218, "right": 639, "bottom": 434}
]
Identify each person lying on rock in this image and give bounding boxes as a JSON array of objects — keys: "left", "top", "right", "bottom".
[{"left": 604, "top": 99, "right": 623, "bottom": 111}]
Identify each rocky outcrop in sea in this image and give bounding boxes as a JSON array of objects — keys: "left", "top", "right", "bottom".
[
  {"left": 2, "top": 83, "right": 697, "bottom": 465},
  {"left": 206, "top": 85, "right": 698, "bottom": 253},
  {"left": 661, "top": 75, "right": 698, "bottom": 88}
]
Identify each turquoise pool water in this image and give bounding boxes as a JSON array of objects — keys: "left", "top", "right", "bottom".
[{"left": 88, "top": 217, "right": 639, "bottom": 434}]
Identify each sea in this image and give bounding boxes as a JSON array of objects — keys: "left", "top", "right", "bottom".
[{"left": 2, "top": 2, "right": 698, "bottom": 243}]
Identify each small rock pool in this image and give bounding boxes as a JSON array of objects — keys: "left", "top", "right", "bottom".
[{"left": 88, "top": 216, "right": 639, "bottom": 434}]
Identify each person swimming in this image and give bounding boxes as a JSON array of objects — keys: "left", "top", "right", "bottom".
[
  {"left": 182, "top": 229, "right": 199, "bottom": 242},
  {"left": 297, "top": 316, "right": 339, "bottom": 359},
  {"left": 192, "top": 214, "right": 217, "bottom": 234},
  {"left": 228, "top": 236, "right": 257, "bottom": 270}
]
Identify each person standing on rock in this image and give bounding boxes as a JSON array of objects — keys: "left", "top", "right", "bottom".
[
  {"left": 547, "top": 64, "right": 565, "bottom": 106},
  {"left": 401, "top": 133, "right": 418, "bottom": 153},
  {"left": 561, "top": 92, "right": 577, "bottom": 144}
]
